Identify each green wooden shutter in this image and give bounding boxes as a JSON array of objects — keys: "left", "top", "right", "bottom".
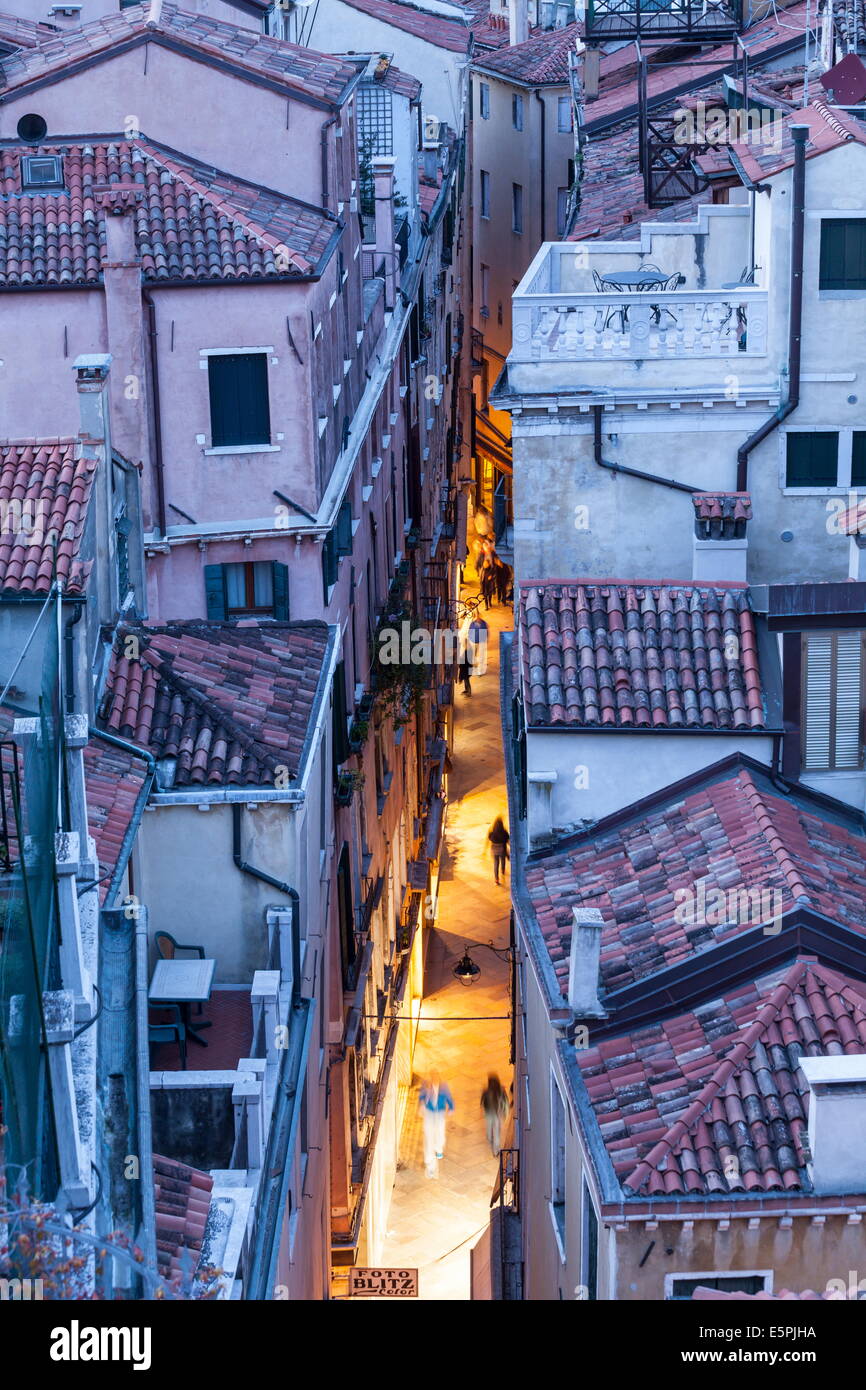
[
  {"left": 785, "top": 432, "right": 838, "bottom": 487},
  {"left": 820, "top": 218, "right": 866, "bottom": 290},
  {"left": 272, "top": 562, "right": 290, "bottom": 620},
  {"left": 204, "top": 565, "right": 227, "bottom": 620},
  {"left": 852, "top": 432, "right": 866, "bottom": 488},
  {"left": 332, "top": 660, "right": 350, "bottom": 765},
  {"left": 322, "top": 530, "right": 337, "bottom": 602},
  {"left": 208, "top": 353, "right": 270, "bottom": 447},
  {"left": 336, "top": 499, "right": 353, "bottom": 557}
]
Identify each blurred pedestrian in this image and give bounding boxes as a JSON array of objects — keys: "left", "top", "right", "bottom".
[
  {"left": 419, "top": 1069, "right": 455, "bottom": 1177},
  {"left": 488, "top": 815, "right": 510, "bottom": 885},
  {"left": 480, "top": 1074, "right": 510, "bottom": 1157},
  {"left": 495, "top": 558, "right": 512, "bottom": 606},
  {"left": 480, "top": 563, "right": 496, "bottom": 610},
  {"left": 459, "top": 644, "right": 472, "bottom": 696}
]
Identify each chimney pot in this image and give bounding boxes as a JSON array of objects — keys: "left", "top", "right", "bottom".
[
  {"left": 508, "top": 0, "right": 530, "bottom": 45},
  {"left": 799, "top": 1055, "right": 866, "bottom": 1194}
]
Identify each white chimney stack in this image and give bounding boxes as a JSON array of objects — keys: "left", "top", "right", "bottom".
[
  {"left": 567, "top": 906, "right": 605, "bottom": 1018},
  {"left": 691, "top": 492, "right": 751, "bottom": 583},
  {"left": 509, "top": 0, "right": 530, "bottom": 45},
  {"left": 799, "top": 1055, "right": 866, "bottom": 1194}
]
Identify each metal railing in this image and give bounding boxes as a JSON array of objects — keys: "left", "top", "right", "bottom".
[{"left": 585, "top": 0, "right": 740, "bottom": 42}]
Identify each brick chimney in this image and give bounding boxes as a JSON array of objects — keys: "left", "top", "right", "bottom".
[
  {"left": 372, "top": 156, "right": 398, "bottom": 310},
  {"left": 94, "top": 184, "right": 154, "bottom": 528},
  {"left": 74, "top": 355, "right": 114, "bottom": 623},
  {"left": 509, "top": 0, "right": 529, "bottom": 45},
  {"left": 691, "top": 491, "right": 751, "bottom": 582},
  {"left": 567, "top": 906, "right": 606, "bottom": 1018}
]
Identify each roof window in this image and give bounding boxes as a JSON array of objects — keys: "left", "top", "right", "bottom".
[{"left": 21, "top": 154, "right": 64, "bottom": 192}]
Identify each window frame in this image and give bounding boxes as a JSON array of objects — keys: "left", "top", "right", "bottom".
[
  {"left": 480, "top": 169, "right": 491, "bottom": 220},
  {"left": 512, "top": 93, "right": 524, "bottom": 131},
  {"left": 557, "top": 94, "right": 572, "bottom": 133},
  {"left": 479, "top": 81, "right": 490, "bottom": 120},
  {"left": 664, "top": 1270, "right": 773, "bottom": 1301},
  {"left": 548, "top": 1067, "right": 567, "bottom": 1264},
  {"left": 203, "top": 347, "right": 275, "bottom": 453},
  {"left": 819, "top": 216, "right": 866, "bottom": 292},
  {"left": 801, "top": 629, "right": 866, "bottom": 772},
  {"left": 784, "top": 430, "right": 839, "bottom": 490},
  {"left": 512, "top": 182, "right": 524, "bottom": 235}
]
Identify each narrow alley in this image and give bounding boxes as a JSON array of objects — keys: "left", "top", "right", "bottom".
[{"left": 379, "top": 584, "right": 514, "bottom": 1300}]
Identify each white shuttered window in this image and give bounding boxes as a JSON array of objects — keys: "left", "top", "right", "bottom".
[{"left": 802, "top": 631, "right": 865, "bottom": 771}]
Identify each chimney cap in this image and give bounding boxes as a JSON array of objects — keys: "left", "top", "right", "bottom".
[{"left": 73, "top": 353, "right": 112, "bottom": 385}]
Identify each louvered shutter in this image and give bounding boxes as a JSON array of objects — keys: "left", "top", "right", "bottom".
[
  {"left": 208, "top": 354, "right": 270, "bottom": 447},
  {"left": 803, "top": 632, "right": 865, "bottom": 771},
  {"left": 834, "top": 632, "right": 863, "bottom": 769},
  {"left": 272, "top": 562, "right": 290, "bottom": 620}
]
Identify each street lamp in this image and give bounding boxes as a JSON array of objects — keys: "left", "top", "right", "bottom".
[{"left": 452, "top": 939, "right": 513, "bottom": 985}]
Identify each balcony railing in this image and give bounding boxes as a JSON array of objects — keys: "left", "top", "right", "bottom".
[
  {"left": 585, "top": 0, "right": 740, "bottom": 43},
  {"left": 511, "top": 288, "right": 767, "bottom": 362}
]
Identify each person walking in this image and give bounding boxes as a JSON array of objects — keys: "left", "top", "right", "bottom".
[
  {"left": 458, "top": 633, "right": 472, "bottom": 696},
  {"left": 488, "top": 815, "right": 510, "bottom": 885},
  {"left": 495, "top": 558, "right": 512, "bottom": 607},
  {"left": 480, "top": 563, "right": 496, "bottom": 610},
  {"left": 419, "top": 1070, "right": 455, "bottom": 1177},
  {"left": 467, "top": 615, "right": 489, "bottom": 678},
  {"left": 480, "top": 1074, "right": 510, "bottom": 1157}
]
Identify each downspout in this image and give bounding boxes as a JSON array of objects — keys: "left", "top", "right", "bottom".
[
  {"left": 593, "top": 405, "right": 698, "bottom": 494},
  {"left": 142, "top": 291, "right": 168, "bottom": 538},
  {"left": 321, "top": 114, "right": 338, "bottom": 210},
  {"left": 736, "top": 123, "right": 808, "bottom": 491},
  {"left": 232, "top": 802, "right": 301, "bottom": 1007},
  {"left": 535, "top": 89, "right": 546, "bottom": 242},
  {"left": 63, "top": 599, "right": 86, "bottom": 714}
]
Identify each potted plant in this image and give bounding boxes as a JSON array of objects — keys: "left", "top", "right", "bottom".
[
  {"left": 335, "top": 769, "right": 365, "bottom": 807},
  {"left": 348, "top": 718, "right": 369, "bottom": 753}
]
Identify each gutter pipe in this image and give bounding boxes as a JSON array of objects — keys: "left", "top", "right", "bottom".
[
  {"left": 736, "top": 123, "right": 808, "bottom": 491},
  {"left": 142, "top": 291, "right": 168, "bottom": 538},
  {"left": 231, "top": 802, "right": 301, "bottom": 1008},
  {"left": 593, "top": 404, "right": 698, "bottom": 494}
]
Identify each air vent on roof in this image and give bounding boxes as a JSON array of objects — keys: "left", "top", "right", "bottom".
[
  {"left": 16, "top": 113, "right": 48, "bottom": 144},
  {"left": 21, "top": 155, "right": 64, "bottom": 192}
]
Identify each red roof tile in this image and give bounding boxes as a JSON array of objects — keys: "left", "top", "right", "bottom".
[
  {"left": 837, "top": 498, "right": 866, "bottom": 535},
  {"left": 0, "top": 439, "right": 95, "bottom": 595},
  {"left": 578, "top": 959, "right": 866, "bottom": 1197},
  {"left": 98, "top": 620, "right": 331, "bottom": 788},
  {"left": 732, "top": 98, "right": 866, "bottom": 184},
  {"left": 329, "top": 0, "right": 471, "bottom": 51},
  {"left": 0, "top": 2, "right": 361, "bottom": 107},
  {"left": 525, "top": 762, "right": 866, "bottom": 996},
  {"left": 0, "top": 12, "right": 59, "bottom": 50},
  {"left": 369, "top": 53, "right": 422, "bottom": 101},
  {"left": 0, "top": 137, "right": 336, "bottom": 287},
  {"left": 692, "top": 492, "right": 752, "bottom": 539},
  {"left": 84, "top": 735, "right": 151, "bottom": 903},
  {"left": 153, "top": 1153, "right": 214, "bottom": 1280},
  {"left": 518, "top": 580, "right": 765, "bottom": 730},
  {"left": 473, "top": 22, "right": 577, "bottom": 84}
]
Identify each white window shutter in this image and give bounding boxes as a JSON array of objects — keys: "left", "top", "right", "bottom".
[
  {"left": 804, "top": 633, "right": 832, "bottom": 771},
  {"left": 834, "top": 631, "right": 863, "bottom": 770}
]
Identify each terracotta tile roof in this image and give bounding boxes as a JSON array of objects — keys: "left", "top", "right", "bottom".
[
  {"left": 837, "top": 498, "right": 866, "bottom": 535},
  {"left": 473, "top": 22, "right": 577, "bottom": 84},
  {"left": 578, "top": 959, "right": 866, "bottom": 1196},
  {"left": 518, "top": 581, "right": 764, "bottom": 730},
  {"left": 0, "top": 2, "right": 362, "bottom": 107},
  {"left": 692, "top": 491, "right": 752, "bottom": 538},
  {"left": 693, "top": 1285, "right": 854, "bottom": 1299},
  {"left": 330, "top": 0, "right": 471, "bottom": 52},
  {"left": 84, "top": 735, "right": 151, "bottom": 903},
  {"left": 0, "top": 137, "right": 336, "bottom": 287},
  {"left": 0, "top": 439, "right": 95, "bottom": 595},
  {"left": 153, "top": 1153, "right": 214, "bottom": 1280},
  {"left": 732, "top": 98, "right": 866, "bottom": 184},
  {"left": 368, "top": 54, "right": 421, "bottom": 101},
  {"left": 98, "top": 620, "right": 331, "bottom": 787},
  {"left": 525, "top": 762, "right": 866, "bottom": 996},
  {"left": 0, "top": 13, "right": 58, "bottom": 51}
]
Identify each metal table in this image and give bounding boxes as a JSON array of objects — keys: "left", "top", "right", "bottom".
[
  {"left": 598, "top": 270, "right": 670, "bottom": 292},
  {"left": 149, "top": 957, "right": 215, "bottom": 1046}
]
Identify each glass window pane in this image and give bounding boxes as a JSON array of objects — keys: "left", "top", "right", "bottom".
[
  {"left": 253, "top": 561, "right": 274, "bottom": 608},
  {"left": 224, "top": 563, "right": 246, "bottom": 610}
]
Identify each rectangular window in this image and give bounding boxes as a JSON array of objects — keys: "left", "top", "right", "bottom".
[
  {"left": 512, "top": 183, "right": 523, "bottom": 235},
  {"left": 557, "top": 95, "right": 572, "bottom": 133},
  {"left": 480, "top": 169, "right": 491, "bottom": 220},
  {"left": 819, "top": 218, "right": 866, "bottom": 291},
  {"left": 208, "top": 352, "right": 270, "bottom": 447},
  {"left": 557, "top": 187, "right": 569, "bottom": 238},
  {"left": 802, "top": 630, "right": 865, "bottom": 771},
  {"left": 580, "top": 1184, "right": 599, "bottom": 1301},
  {"left": 204, "top": 561, "right": 288, "bottom": 620},
  {"left": 786, "top": 432, "right": 838, "bottom": 487},
  {"left": 668, "top": 1273, "right": 769, "bottom": 1300},
  {"left": 336, "top": 843, "right": 355, "bottom": 986},
  {"left": 512, "top": 93, "right": 524, "bottom": 131},
  {"left": 322, "top": 529, "right": 339, "bottom": 600},
  {"left": 21, "top": 154, "right": 64, "bottom": 190},
  {"left": 480, "top": 263, "right": 490, "bottom": 318},
  {"left": 852, "top": 432, "right": 866, "bottom": 488},
  {"left": 480, "top": 82, "right": 490, "bottom": 119},
  {"left": 549, "top": 1071, "right": 566, "bottom": 1260}
]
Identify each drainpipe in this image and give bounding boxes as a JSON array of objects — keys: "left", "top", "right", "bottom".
[
  {"left": 321, "top": 114, "right": 338, "bottom": 210},
  {"left": 592, "top": 404, "right": 697, "bottom": 494},
  {"left": 535, "top": 90, "right": 546, "bottom": 242},
  {"left": 63, "top": 599, "right": 86, "bottom": 714},
  {"left": 142, "top": 291, "right": 167, "bottom": 538},
  {"left": 735, "top": 123, "right": 808, "bottom": 491},
  {"left": 232, "top": 802, "right": 301, "bottom": 1008}
]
